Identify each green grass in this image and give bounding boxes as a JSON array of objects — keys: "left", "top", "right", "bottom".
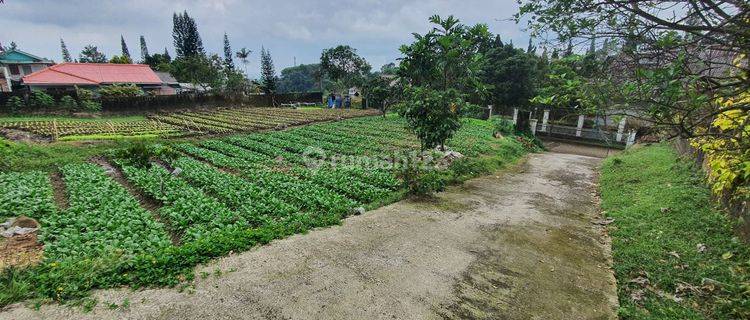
[
  {"left": 0, "top": 138, "right": 157, "bottom": 172},
  {"left": 600, "top": 144, "right": 750, "bottom": 319}
]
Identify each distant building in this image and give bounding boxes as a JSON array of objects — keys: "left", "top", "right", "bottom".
[
  {"left": 22, "top": 63, "right": 163, "bottom": 93},
  {"left": 154, "top": 71, "right": 181, "bottom": 95},
  {"left": 0, "top": 49, "right": 55, "bottom": 92}
]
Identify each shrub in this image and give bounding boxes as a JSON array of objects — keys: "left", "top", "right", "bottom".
[
  {"left": 395, "top": 163, "right": 446, "bottom": 197},
  {"left": 398, "top": 87, "right": 470, "bottom": 150},
  {"left": 98, "top": 84, "right": 144, "bottom": 99},
  {"left": 58, "top": 95, "right": 77, "bottom": 111},
  {"left": 29, "top": 91, "right": 55, "bottom": 109},
  {"left": 74, "top": 87, "right": 101, "bottom": 112},
  {"left": 491, "top": 117, "right": 515, "bottom": 137},
  {"left": 4, "top": 96, "right": 24, "bottom": 114}
]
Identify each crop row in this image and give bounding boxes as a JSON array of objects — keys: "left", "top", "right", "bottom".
[
  {"left": 41, "top": 164, "right": 172, "bottom": 260},
  {"left": 0, "top": 120, "right": 182, "bottom": 139},
  {"left": 116, "top": 161, "right": 247, "bottom": 242},
  {"left": 0, "top": 171, "right": 57, "bottom": 221}
]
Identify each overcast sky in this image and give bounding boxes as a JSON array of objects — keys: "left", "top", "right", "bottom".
[{"left": 0, "top": 0, "right": 530, "bottom": 78}]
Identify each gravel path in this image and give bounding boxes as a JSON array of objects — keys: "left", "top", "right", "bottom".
[{"left": 2, "top": 152, "right": 617, "bottom": 320}]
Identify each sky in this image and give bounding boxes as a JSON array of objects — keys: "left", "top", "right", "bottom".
[{"left": 0, "top": 0, "right": 530, "bottom": 78}]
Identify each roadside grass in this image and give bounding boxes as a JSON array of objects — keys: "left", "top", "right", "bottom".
[{"left": 600, "top": 144, "right": 750, "bottom": 319}]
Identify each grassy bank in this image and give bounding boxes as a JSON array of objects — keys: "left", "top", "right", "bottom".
[{"left": 600, "top": 144, "right": 750, "bottom": 319}]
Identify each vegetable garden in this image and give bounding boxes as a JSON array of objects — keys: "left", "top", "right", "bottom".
[
  {"left": 0, "top": 115, "right": 533, "bottom": 306},
  {"left": 0, "top": 107, "right": 380, "bottom": 140}
]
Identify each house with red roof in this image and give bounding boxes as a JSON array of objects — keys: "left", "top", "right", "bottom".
[{"left": 21, "top": 63, "right": 167, "bottom": 94}]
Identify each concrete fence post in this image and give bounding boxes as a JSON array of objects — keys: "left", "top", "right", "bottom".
[
  {"left": 541, "top": 109, "right": 549, "bottom": 132},
  {"left": 626, "top": 129, "right": 637, "bottom": 148},
  {"left": 529, "top": 119, "right": 538, "bottom": 136},
  {"left": 616, "top": 116, "right": 627, "bottom": 142},
  {"left": 487, "top": 105, "right": 493, "bottom": 119},
  {"left": 576, "top": 115, "right": 585, "bottom": 137},
  {"left": 512, "top": 108, "right": 519, "bottom": 125}
]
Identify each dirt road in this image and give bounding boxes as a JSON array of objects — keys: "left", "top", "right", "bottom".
[{"left": 2, "top": 152, "right": 617, "bottom": 320}]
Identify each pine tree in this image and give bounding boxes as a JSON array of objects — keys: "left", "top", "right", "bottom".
[
  {"left": 260, "top": 47, "right": 277, "bottom": 95},
  {"left": 172, "top": 11, "right": 205, "bottom": 58},
  {"left": 164, "top": 47, "right": 171, "bottom": 61},
  {"left": 120, "top": 35, "right": 131, "bottom": 59},
  {"left": 60, "top": 38, "right": 72, "bottom": 62},
  {"left": 9, "top": 42, "right": 17, "bottom": 50},
  {"left": 223, "top": 33, "right": 235, "bottom": 70},
  {"left": 139, "top": 35, "right": 149, "bottom": 62}
]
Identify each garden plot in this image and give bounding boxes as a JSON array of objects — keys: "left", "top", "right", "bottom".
[
  {"left": 0, "top": 115, "right": 533, "bottom": 306},
  {"left": 0, "top": 107, "right": 379, "bottom": 141}
]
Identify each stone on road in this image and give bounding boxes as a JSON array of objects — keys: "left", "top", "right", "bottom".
[{"left": 3, "top": 152, "right": 617, "bottom": 320}]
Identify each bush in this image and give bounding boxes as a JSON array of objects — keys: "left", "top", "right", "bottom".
[
  {"left": 491, "top": 117, "right": 515, "bottom": 137},
  {"left": 98, "top": 84, "right": 144, "bottom": 99},
  {"left": 29, "top": 91, "right": 55, "bottom": 109},
  {"left": 75, "top": 87, "right": 101, "bottom": 112},
  {"left": 398, "top": 87, "right": 470, "bottom": 150},
  {"left": 58, "top": 95, "right": 77, "bottom": 111},
  {"left": 395, "top": 163, "right": 446, "bottom": 197},
  {"left": 4, "top": 96, "right": 24, "bottom": 114}
]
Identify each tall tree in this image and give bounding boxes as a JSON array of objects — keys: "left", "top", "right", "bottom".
[
  {"left": 9, "top": 42, "right": 17, "bottom": 50},
  {"left": 235, "top": 47, "right": 251, "bottom": 75},
  {"left": 398, "top": 15, "right": 491, "bottom": 150},
  {"left": 120, "top": 35, "right": 130, "bottom": 59},
  {"left": 277, "top": 64, "right": 322, "bottom": 93},
  {"left": 60, "top": 38, "right": 72, "bottom": 62},
  {"left": 79, "top": 45, "right": 107, "bottom": 63},
  {"left": 320, "top": 45, "right": 371, "bottom": 92},
  {"left": 260, "top": 47, "right": 277, "bottom": 95},
  {"left": 172, "top": 11, "right": 205, "bottom": 58},
  {"left": 222, "top": 33, "right": 235, "bottom": 70},
  {"left": 139, "top": 35, "right": 149, "bottom": 62},
  {"left": 482, "top": 36, "right": 538, "bottom": 109}
]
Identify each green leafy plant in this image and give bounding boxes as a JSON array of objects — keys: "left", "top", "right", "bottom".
[
  {"left": 58, "top": 95, "right": 78, "bottom": 111},
  {"left": 98, "top": 84, "right": 144, "bottom": 98},
  {"left": 4, "top": 96, "right": 24, "bottom": 114},
  {"left": 399, "top": 87, "right": 469, "bottom": 150},
  {"left": 29, "top": 91, "right": 56, "bottom": 110}
]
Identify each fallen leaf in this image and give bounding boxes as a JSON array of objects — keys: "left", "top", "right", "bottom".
[
  {"left": 696, "top": 243, "right": 707, "bottom": 253},
  {"left": 722, "top": 252, "right": 734, "bottom": 260}
]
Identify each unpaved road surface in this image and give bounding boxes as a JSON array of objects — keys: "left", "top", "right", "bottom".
[{"left": 2, "top": 152, "right": 617, "bottom": 320}]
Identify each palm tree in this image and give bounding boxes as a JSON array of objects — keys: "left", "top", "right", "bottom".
[{"left": 235, "top": 47, "right": 252, "bottom": 75}]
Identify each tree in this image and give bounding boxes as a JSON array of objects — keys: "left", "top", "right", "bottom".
[
  {"left": 235, "top": 47, "right": 251, "bottom": 75},
  {"left": 109, "top": 55, "right": 133, "bottom": 64},
  {"left": 144, "top": 50, "right": 172, "bottom": 71},
  {"left": 320, "top": 45, "right": 371, "bottom": 92},
  {"left": 79, "top": 45, "right": 107, "bottom": 63},
  {"left": 9, "top": 42, "right": 17, "bottom": 50},
  {"left": 171, "top": 54, "right": 222, "bottom": 91},
  {"left": 60, "top": 38, "right": 72, "bottom": 62},
  {"left": 517, "top": 0, "right": 750, "bottom": 211},
  {"left": 139, "top": 35, "right": 149, "bottom": 62},
  {"left": 222, "top": 33, "right": 235, "bottom": 71},
  {"left": 481, "top": 36, "right": 538, "bottom": 109},
  {"left": 260, "top": 47, "right": 277, "bottom": 96},
  {"left": 120, "top": 35, "right": 130, "bottom": 59},
  {"left": 399, "top": 87, "right": 468, "bottom": 150},
  {"left": 379, "top": 62, "right": 398, "bottom": 75},
  {"left": 278, "top": 64, "right": 322, "bottom": 93},
  {"left": 172, "top": 11, "right": 204, "bottom": 58},
  {"left": 397, "top": 15, "right": 491, "bottom": 150}
]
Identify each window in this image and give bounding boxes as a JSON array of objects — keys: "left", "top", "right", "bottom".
[
  {"left": 22, "top": 65, "right": 32, "bottom": 75},
  {"left": 8, "top": 65, "right": 19, "bottom": 75}
]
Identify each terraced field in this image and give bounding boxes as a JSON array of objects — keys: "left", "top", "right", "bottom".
[
  {"left": 0, "top": 115, "right": 532, "bottom": 306},
  {"left": 0, "top": 107, "right": 379, "bottom": 141}
]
